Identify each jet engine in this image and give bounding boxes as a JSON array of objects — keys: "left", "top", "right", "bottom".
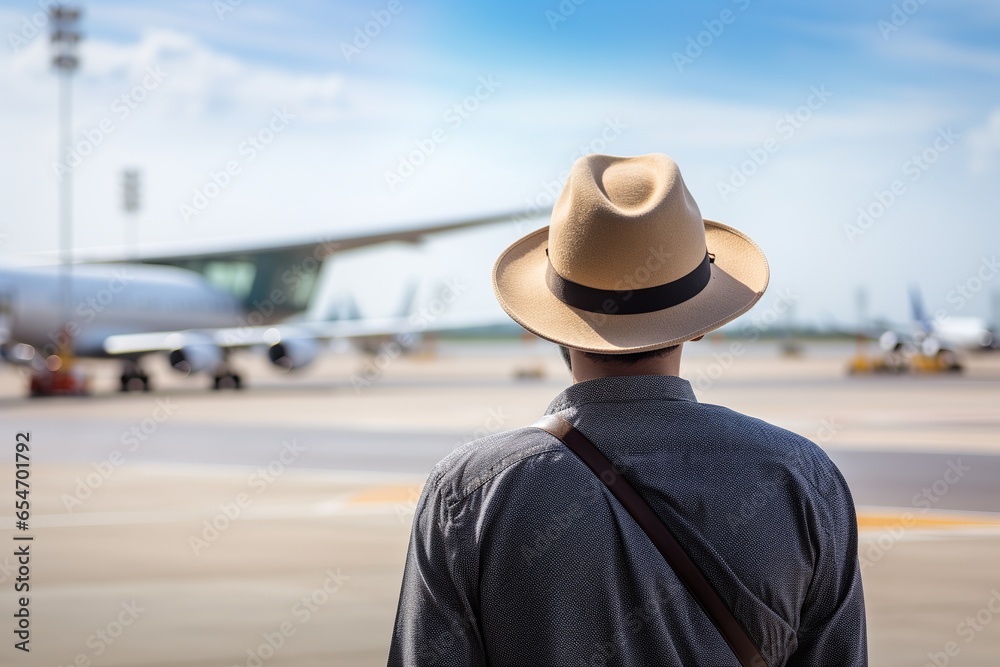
[
  {"left": 267, "top": 337, "right": 318, "bottom": 371},
  {"left": 168, "top": 343, "right": 223, "bottom": 374}
]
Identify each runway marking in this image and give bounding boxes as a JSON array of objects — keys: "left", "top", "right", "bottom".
[
  {"left": 0, "top": 497, "right": 406, "bottom": 529},
  {"left": 346, "top": 484, "right": 423, "bottom": 505},
  {"left": 5, "top": 502, "right": 1000, "bottom": 533},
  {"left": 857, "top": 513, "right": 1000, "bottom": 531},
  {"left": 856, "top": 506, "right": 1000, "bottom": 540}
]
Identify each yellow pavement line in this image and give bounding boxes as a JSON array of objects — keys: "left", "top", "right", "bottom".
[
  {"left": 856, "top": 507, "right": 1000, "bottom": 532},
  {"left": 346, "top": 484, "right": 424, "bottom": 505},
  {"left": 342, "top": 491, "right": 1000, "bottom": 534},
  {"left": 7, "top": 500, "right": 1000, "bottom": 530}
]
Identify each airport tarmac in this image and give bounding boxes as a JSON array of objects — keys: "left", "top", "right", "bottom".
[{"left": 1, "top": 339, "right": 999, "bottom": 666}]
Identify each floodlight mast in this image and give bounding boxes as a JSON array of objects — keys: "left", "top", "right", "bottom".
[
  {"left": 123, "top": 168, "right": 141, "bottom": 259},
  {"left": 50, "top": 4, "right": 82, "bottom": 357}
]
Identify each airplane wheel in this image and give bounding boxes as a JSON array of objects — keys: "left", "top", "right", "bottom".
[
  {"left": 120, "top": 373, "right": 151, "bottom": 392},
  {"left": 212, "top": 373, "right": 242, "bottom": 390},
  {"left": 938, "top": 350, "right": 963, "bottom": 372}
]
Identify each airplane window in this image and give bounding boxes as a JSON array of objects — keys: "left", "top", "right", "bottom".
[
  {"left": 290, "top": 268, "right": 318, "bottom": 308},
  {"left": 204, "top": 261, "right": 256, "bottom": 299}
]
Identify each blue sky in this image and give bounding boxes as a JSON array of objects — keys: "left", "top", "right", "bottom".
[{"left": 1, "top": 0, "right": 999, "bottom": 328}]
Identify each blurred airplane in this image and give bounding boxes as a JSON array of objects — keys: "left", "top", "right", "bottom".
[
  {"left": 0, "top": 212, "right": 517, "bottom": 394},
  {"left": 878, "top": 287, "right": 995, "bottom": 356}
]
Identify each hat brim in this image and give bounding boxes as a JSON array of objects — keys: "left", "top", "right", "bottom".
[{"left": 492, "top": 220, "right": 769, "bottom": 354}]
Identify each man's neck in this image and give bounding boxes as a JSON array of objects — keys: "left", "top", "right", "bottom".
[{"left": 568, "top": 345, "right": 684, "bottom": 384}]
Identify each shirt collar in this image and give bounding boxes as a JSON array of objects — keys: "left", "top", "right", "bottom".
[{"left": 545, "top": 374, "right": 698, "bottom": 414}]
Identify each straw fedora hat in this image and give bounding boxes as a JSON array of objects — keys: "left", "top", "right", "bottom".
[{"left": 492, "top": 153, "right": 769, "bottom": 354}]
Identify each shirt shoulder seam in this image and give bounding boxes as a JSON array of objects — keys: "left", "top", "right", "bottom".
[{"left": 443, "top": 438, "right": 565, "bottom": 509}]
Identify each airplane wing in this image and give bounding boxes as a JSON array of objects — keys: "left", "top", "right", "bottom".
[
  {"left": 83, "top": 209, "right": 544, "bottom": 324},
  {"left": 74, "top": 209, "right": 536, "bottom": 264},
  {"left": 103, "top": 312, "right": 512, "bottom": 357},
  {"left": 104, "top": 314, "right": 510, "bottom": 372}
]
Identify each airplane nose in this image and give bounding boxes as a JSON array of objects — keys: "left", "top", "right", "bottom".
[{"left": 0, "top": 290, "right": 14, "bottom": 345}]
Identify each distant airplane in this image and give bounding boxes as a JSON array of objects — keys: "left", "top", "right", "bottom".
[
  {"left": 0, "top": 211, "right": 519, "bottom": 394},
  {"left": 878, "top": 287, "right": 995, "bottom": 359}
]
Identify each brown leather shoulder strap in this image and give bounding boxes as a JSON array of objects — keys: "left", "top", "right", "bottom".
[{"left": 531, "top": 414, "right": 768, "bottom": 667}]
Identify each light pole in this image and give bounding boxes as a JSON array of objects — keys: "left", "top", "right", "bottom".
[
  {"left": 50, "top": 4, "right": 81, "bottom": 356},
  {"left": 122, "top": 168, "right": 141, "bottom": 259}
]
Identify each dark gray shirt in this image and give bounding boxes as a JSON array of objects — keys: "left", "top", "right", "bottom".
[{"left": 388, "top": 375, "right": 867, "bottom": 666}]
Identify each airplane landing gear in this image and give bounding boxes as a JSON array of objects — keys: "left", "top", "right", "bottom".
[
  {"left": 119, "top": 362, "right": 151, "bottom": 392},
  {"left": 212, "top": 370, "right": 242, "bottom": 390}
]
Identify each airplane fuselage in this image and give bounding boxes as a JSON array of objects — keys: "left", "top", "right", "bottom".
[
  {"left": 930, "top": 317, "right": 994, "bottom": 350},
  {"left": 0, "top": 264, "right": 242, "bottom": 359}
]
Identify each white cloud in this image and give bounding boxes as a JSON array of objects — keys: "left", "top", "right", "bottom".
[
  {"left": 967, "top": 109, "right": 1000, "bottom": 172},
  {"left": 0, "top": 16, "right": 997, "bottom": 326},
  {"left": 875, "top": 30, "right": 1000, "bottom": 74}
]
